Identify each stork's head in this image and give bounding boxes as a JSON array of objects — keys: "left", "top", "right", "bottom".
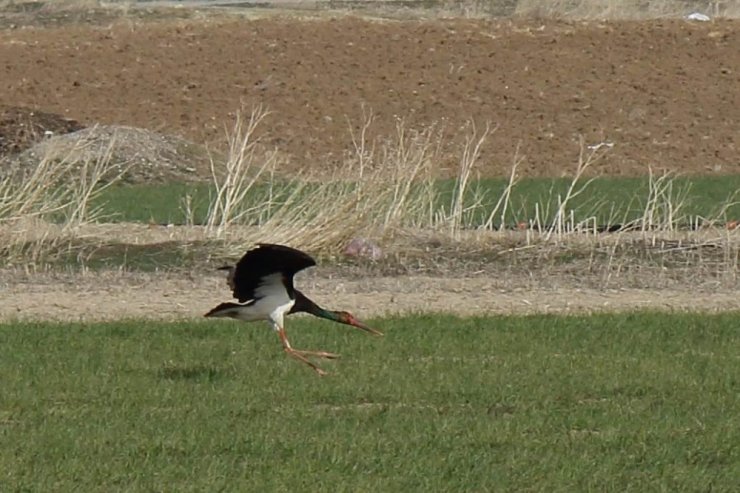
[{"left": 333, "top": 311, "right": 383, "bottom": 336}]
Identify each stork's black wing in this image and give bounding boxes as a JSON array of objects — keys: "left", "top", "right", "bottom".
[{"left": 228, "top": 243, "right": 316, "bottom": 303}]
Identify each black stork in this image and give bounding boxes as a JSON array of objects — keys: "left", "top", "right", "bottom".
[{"left": 204, "top": 243, "right": 382, "bottom": 375}]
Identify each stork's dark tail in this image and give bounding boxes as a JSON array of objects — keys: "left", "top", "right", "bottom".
[{"left": 204, "top": 302, "right": 242, "bottom": 318}]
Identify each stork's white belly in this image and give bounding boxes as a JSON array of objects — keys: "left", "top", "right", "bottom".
[
  {"left": 232, "top": 295, "right": 295, "bottom": 327},
  {"left": 227, "top": 272, "right": 295, "bottom": 329}
]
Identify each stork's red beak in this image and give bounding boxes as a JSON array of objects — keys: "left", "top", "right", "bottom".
[{"left": 350, "top": 317, "right": 383, "bottom": 336}]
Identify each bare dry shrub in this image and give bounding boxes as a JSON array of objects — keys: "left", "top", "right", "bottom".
[
  {"left": 204, "top": 107, "right": 446, "bottom": 256},
  {"left": 205, "top": 106, "right": 278, "bottom": 237},
  {"left": 481, "top": 143, "right": 522, "bottom": 231},
  {"left": 440, "top": 121, "right": 493, "bottom": 238},
  {"left": 543, "top": 138, "right": 600, "bottom": 241}
]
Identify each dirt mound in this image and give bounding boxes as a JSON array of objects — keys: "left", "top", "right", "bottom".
[
  {"left": 0, "top": 105, "right": 83, "bottom": 158},
  {"left": 4, "top": 125, "right": 211, "bottom": 184}
]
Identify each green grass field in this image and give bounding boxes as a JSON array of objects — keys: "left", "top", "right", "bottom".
[
  {"left": 2, "top": 312, "right": 738, "bottom": 491},
  {"left": 94, "top": 175, "right": 740, "bottom": 227}
]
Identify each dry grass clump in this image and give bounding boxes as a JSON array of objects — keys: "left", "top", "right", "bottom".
[
  {"left": 0, "top": 137, "right": 125, "bottom": 266},
  {"left": 201, "top": 106, "right": 737, "bottom": 284},
  {"left": 0, "top": 104, "right": 736, "bottom": 288}
]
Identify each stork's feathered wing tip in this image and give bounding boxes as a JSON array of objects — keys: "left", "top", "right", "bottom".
[
  {"left": 226, "top": 244, "right": 316, "bottom": 303},
  {"left": 216, "top": 264, "right": 237, "bottom": 292}
]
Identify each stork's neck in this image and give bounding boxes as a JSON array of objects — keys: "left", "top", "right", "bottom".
[
  {"left": 292, "top": 290, "right": 341, "bottom": 322},
  {"left": 315, "top": 307, "right": 342, "bottom": 322}
]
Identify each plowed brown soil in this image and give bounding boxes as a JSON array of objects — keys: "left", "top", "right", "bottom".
[{"left": 1, "top": 15, "right": 739, "bottom": 177}]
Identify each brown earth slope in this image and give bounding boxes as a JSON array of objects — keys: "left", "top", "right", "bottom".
[{"left": 1, "top": 16, "right": 738, "bottom": 177}]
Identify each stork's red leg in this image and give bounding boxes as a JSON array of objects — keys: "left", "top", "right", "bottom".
[{"left": 277, "top": 326, "right": 329, "bottom": 376}]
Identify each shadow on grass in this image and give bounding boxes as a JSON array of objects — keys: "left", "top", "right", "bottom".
[{"left": 158, "top": 363, "right": 227, "bottom": 382}]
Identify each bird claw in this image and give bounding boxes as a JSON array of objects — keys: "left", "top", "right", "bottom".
[
  {"left": 294, "top": 349, "right": 341, "bottom": 360},
  {"left": 284, "top": 348, "right": 336, "bottom": 376}
]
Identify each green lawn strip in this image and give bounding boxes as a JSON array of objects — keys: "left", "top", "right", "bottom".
[
  {"left": 92, "top": 175, "right": 740, "bottom": 227},
  {"left": 1, "top": 312, "right": 737, "bottom": 490}
]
